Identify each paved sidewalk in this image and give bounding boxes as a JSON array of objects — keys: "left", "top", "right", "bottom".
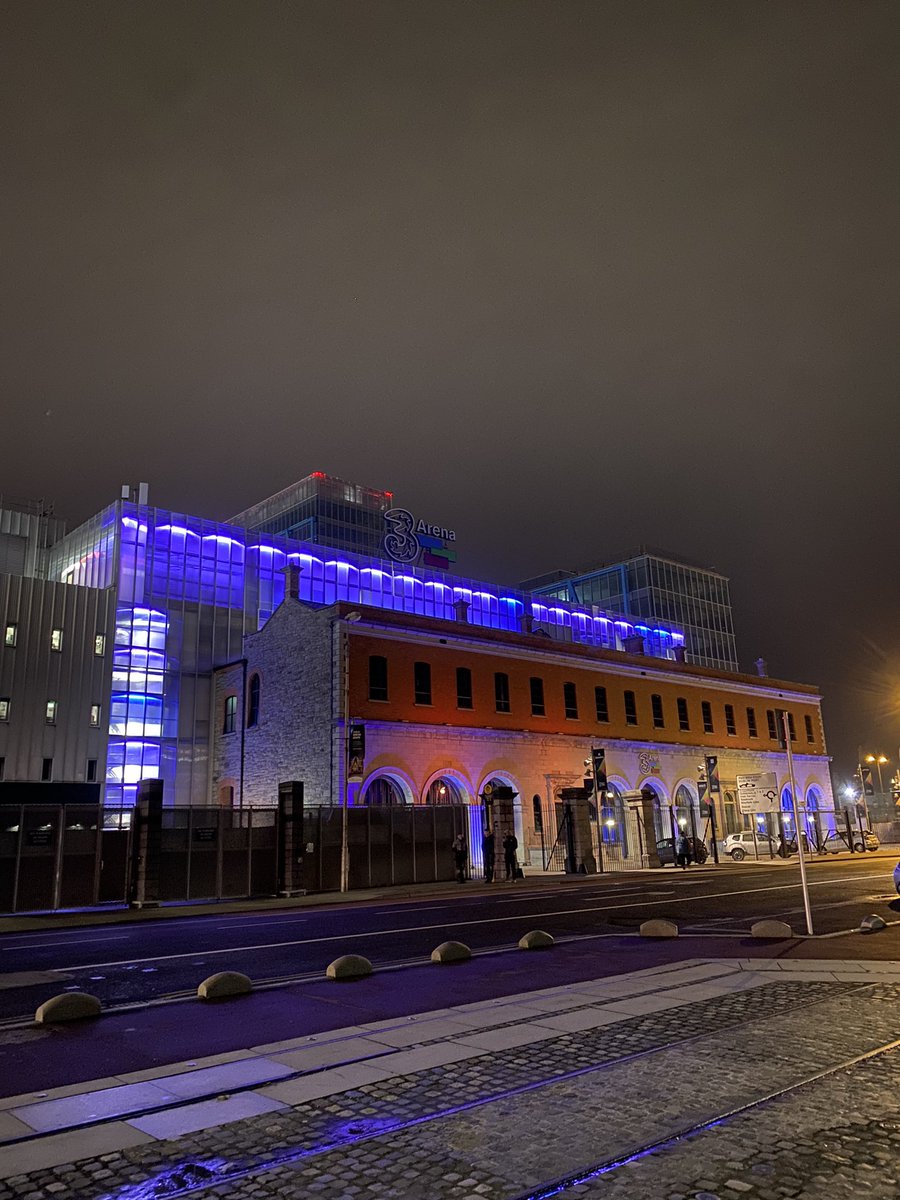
[{"left": 1, "top": 954, "right": 898, "bottom": 1198}]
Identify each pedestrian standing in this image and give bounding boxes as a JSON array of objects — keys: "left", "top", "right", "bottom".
[
  {"left": 502, "top": 831, "right": 518, "bottom": 881},
  {"left": 676, "top": 832, "right": 692, "bottom": 869},
  {"left": 453, "top": 833, "right": 467, "bottom": 883},
  {"left": 482, "top": 829, "right": 496, "bottom": 883}
]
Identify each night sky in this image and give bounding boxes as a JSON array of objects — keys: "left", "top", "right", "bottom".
[{"left": 2, "top": 3, "right": 899, "bottom": 785}]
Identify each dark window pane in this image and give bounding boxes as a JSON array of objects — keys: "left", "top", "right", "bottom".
[
  {"left": 677, "top": 697, "right": 689, "bottom": 731},
  {"left": 595, "top": 686, "right": 609, "bottom": 722},
  {"left": 725, "top": 704, "right": 736, "bottom": 736},
  {"left": 247, "top": 674, "right": 260, "bottom": 727},
  {"left": 494, "top": 672, "right": 511, "bottom": 713},
  {"left": 701, "top": 701, "right": 714, "bottom": 733},
  {"left": 804, "top": 714, "right": 814, "bottom": 744},
  {"left": 369, "top": 655, "right": 389, "bottom": 702},
  {"left": 563, "top": 681, "right": 578, "bottom": 720},
  {"left": 766, "top": 709, "right": 778, "bottom": 740},
  {"left": 651, "top": 694, "right": 664, "bottom": 728},
  {"left": 624, "top": 690, "right": 638, "bottom": 725},
  {"left": 747, "top": 706, "right": 758, "bottom": 738},
  {"left": 414, "top": 661, "right": 432, "bottom": 705},
  {"left": 530, "top": 676, "right": 545, "bottom": 716},
  {"left": 223, "top": 694, "right": 237, "bottom": 734},
  {"left": 456, "top": 667, "right": 473, "bottom": 709}
]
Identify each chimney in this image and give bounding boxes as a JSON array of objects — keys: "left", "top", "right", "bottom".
[
  {"left": 519, "top": 613, "right": 535, "bottom": 634},
  {"left": 283, "top": 564, "right": 301, "bottom": 601},
  {"left": 673, "top": 646, "right": 687, "bottom": 663},
  {"left": 755, "top": 657, "right": 768, "bottom": 677},
  {"left": 453, "top": 599, "right": 470, "bottom": 623},
  {"left": 623, "top": 634, "right": 645, "bottom": 656}
]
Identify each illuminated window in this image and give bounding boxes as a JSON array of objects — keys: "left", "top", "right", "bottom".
[
  {"left": 494, "top": 672, "right": 511, "bottom": 713},
  {"left": 563, "top": 681, "right": 578, "bottom": 720},
  {"left": 530, "top": 677, "right": 545, "bottom": 716},
  {"left": 805, "top": 714, "right": 814, "bottom": 744},
  {"left": 94, "top": 634, "right": 106, "bottom": 656},
  {"left": 677, "top": 697, "right": 689, "bottom": 731},
  {"left": 41, "top": 757, "right": 53, "bottom": 781},
  {"left": 0, "top": 698, "right": 8, "bottom": 722},
  {"left": 746, "top": 707, "right": 758, "bottom": 738},
  {"left": 223, "top": 694, "right": 237, "bottom": 734},
  {"left": 651, "top": 694, "right": 664, "bottom": 728},
  {"left": 456, "top": 667, "right": 473, "bottom": 709},
  {"left": 624, "top": 690, "right": 638, "bottom": 725},
  {"left": 45, "top": 699, "right": 58, "bottom": 724},
  {"left": 86, "top": 758, "right": 97, "bottom": 782},
  {"left": 50, "top": 628, "right": 63, "bottom": 652},
  {"left": 247, "top": 674, "right": 260, "bottom": 727},
  {"left": 701, "top": 701, "right": 714, "bottom": 733},
  {"left": 413, "top": 661, "right": 432, "bottom": 705},
  {"left": 89, "top": 703, "right": 101, "bottom": 727},
  {"left": 766, "top": 709, "right": 778, "bottom": 740},
  {"left": 369, "top": 655, "right": 388, "bottom": 702},
  {"left": 595, "top": 686, "right": 609, "bottom": 722},
  {"left": 4, "top": 623, "right": 16, "bottom": 647},
  {"left": 724, "top": 704, "right": 736, "bottom": 736}
]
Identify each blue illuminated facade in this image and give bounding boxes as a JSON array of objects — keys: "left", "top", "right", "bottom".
[{"left": 45, "top": 499, "right": 685, "bottom": 807}]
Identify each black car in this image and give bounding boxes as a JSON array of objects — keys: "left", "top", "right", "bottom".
[{"left": 656, "top": 836, "right": 708, "bottom": 866}]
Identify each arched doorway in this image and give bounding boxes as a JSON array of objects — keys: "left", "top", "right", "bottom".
[
  {"left": 361, "top": 772, "right": 414, "bottom": 806},
  {"left": 600, "top": 781, "right": 630, "bottom": 856},
  {"left": 478, "top": 773, "right": 525, "bottom": 862},
  {"left": 424, "top": 776, "right": 467, "bottom": 805}
]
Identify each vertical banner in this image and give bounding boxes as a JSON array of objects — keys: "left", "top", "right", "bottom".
[
  {"left": 705, "top": 755, "right": 721, "bottom": 795},
  {"left": 348, "top": 724, "right": 365, "bottom": 782}
]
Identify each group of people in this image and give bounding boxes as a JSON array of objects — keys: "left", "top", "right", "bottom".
[{"left": 452, "top": 830, "right": 520, "bottom": 883}]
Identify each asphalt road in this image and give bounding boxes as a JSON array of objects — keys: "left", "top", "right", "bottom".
[{"left": 1, "top": 855, "right": 897, "bottom": 1023}]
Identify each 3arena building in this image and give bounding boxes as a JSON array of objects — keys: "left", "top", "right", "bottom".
[{"left": 0, "top": 473, "right": 836, "bottom": 868}]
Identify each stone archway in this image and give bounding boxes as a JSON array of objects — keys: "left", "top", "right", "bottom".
[{"left": 360, "top": 769, "right": 415, "bottom": 806}]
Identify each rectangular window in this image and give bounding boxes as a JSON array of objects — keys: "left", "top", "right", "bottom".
[
  {"left": 89, "top": 703, "right": 101, "bottom": 727},
  {"left": 4, "top": 623, "right": 16, "bottom": 647},
  {"left": 624, "top": 690, "right": 638, "bottom": 725},
  {"left": 788, "top": 712, "right": 797, "bottom": 741},
  {"left": 368, "top": 655, "right": 389, "bottom": 702},
  {"left": 766, "top": 709, "right": 778, "bottom": 740},
  {"left": 86, "top": 758, "right": 97, "bottom": 782},
  {"left": 413, "top": 661, "right": 432, "bottom": 705},
  {"left": 563, "top": 681, "right": 578, "bottom": 720},
  {"left": 50, "top": 628, "right": 63, "bottom": 652},
  {"left": 456, "top": 667, "right": 473, "bottom": 709},
  {"left": 701, "top": 701, "right": 714, "bottom": 733},
  {"left": 805, "top": 714, "right": 815, "bottom": 744},
  {"left": 724, "top": 704, "right": 736, "bottom": 736},
  {"left": 41, "top": 757, "right": 53, "bottom": 782},
  {"left": 651, "top": 693, "right": 664, "bottom": 728},
  {"left": 45, "top": 699, "right": 57, "bottom": 725},
  {"left": 223, "top": 694, "right": 236, "bottom": 734},
  {"left": 676, "top": 697, "right": 690, "bottom": 731},
  {"left": 595, "top": 685, "right": 609, "bottom": 722},
  {"left": 0, "top": 698, "right": 8, "bottom": 722},
  {"left": 94, "top": 634, "right": 106, "bottom": 656},
  {"left": 494, "top": 672, "right": 511, "bottom": 713},
  {"left": 530, "top": 676, "right": 545, "bottom": 716},
  {"left": 747, "top": 706, "right": 758, "bottom": 738}
]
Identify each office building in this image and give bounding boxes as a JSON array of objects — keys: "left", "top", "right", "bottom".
[{"left": 523, "top": 548, "right": 738, "bottom": 672}]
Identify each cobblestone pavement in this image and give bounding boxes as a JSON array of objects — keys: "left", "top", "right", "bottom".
[{"left": 0, "top": 971, "right": 897, "bottom": 1199}]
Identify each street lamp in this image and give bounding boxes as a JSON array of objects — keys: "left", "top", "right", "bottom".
[{"left": 864, "top": 753, "right": 889, "bottom": 797}]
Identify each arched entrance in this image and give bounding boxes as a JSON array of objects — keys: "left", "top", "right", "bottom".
[
  {"left": 361, "top": 771, "right": 415, "bottom": 806},
  {"left": 478, "top": 773, "right": 525, "bottom": 863},
  {"left": 423, "top": 773, "right": 471, "bottom": 806}
]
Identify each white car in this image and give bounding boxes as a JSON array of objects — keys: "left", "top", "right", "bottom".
[{"left": 721, "top": 830, "right": 772, "bottom": 861}]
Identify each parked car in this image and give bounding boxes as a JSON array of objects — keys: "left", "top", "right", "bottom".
[
  {"left": 721, "top": 830, "right": 771, "bottom": 861},
  {"left": 818, "top": 830, "right": 878, "bottom": 854},
  {"left": 656, "top": 836, "right": 708, "bottom": 866},
  {"left": 893, "top": 859, "right": 900, "bottom": 895}
]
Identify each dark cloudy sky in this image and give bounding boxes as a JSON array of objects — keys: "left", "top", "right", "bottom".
[{"left": 2, "top": 2, "right": 899, "bottom": 783}]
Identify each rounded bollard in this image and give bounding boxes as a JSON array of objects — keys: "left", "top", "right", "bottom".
[
  {"left": 518, "top": 929, "right": 554, "bottom": 950},
  {"left": 859, "top": 914, "right": 887, "bottom": 933},
  {"left": 431, "top": 940, "right": 472, "bottom": 964},
  {"left": 326, "top": 954, "right": 373, "bottom": 980},
  {"left": 750, "top": 919, "right": 793, "bottom": 940},
  {"left": 639, "top": 919, "right": 678, "bottom": 939},
  {"left": 35, "top": 992, "right": 102, "bottom": 1025},
  {"left": 197, "top": 971, "right": 252, "bottom": 1000}
]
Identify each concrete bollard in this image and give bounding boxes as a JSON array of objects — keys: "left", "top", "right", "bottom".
[
  {"left": 750, "top": 919, "right": 793, "bottom": 939},
  {"left": 197, "top": 971, "right": 252, "bottom": 1000},
  {"left": 35, "top": 992, "right": 102, "bottom": 1024},
  {"left": 639, "top": 919, "right": 678, "bottom": 939},
  {"left": 431, "top": 940, "right": 472, "bottom": 964},
  {"left": 326, "top": 954, "right": 373, "bottom": 980},
  {"left": 518, "top": 930, "right": 554, "bottom": 950},
  {"left": 859, "top": 914, "right": 887, "bottom": 933}
]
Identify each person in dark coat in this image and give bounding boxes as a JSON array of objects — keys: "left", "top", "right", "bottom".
[
  {"left": 453, "top": 833, "right": 467, "bottom": 883},
  {"left": 482, "top": 829, "right": 496, "bottom": 883},
  {"left": 676, "top": 833, "right": 692, "bottom": 869},
  {"left": 502, "top": 831, "right": 518, "bottom": 881}
]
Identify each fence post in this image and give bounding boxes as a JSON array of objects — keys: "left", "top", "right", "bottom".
[
  {"left": 277, "top": 781, "right": 306, "bottom": 896},
  {"left": 131, "top": 779, "right": 164, "bottom": 908}
]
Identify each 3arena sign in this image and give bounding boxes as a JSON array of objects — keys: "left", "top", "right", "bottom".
[{"left": 382, "top": 508, "right": 458, "bottom": 569}]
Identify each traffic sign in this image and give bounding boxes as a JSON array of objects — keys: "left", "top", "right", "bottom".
[{"left": 736, "top": 771, "right": 778, "bottom": 814}]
